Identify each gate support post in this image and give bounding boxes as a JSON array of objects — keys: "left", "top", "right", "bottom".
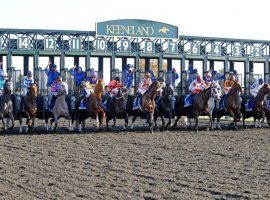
[
  {"left": 265, "top": 58, "right": 270, "bottom": 83},
  {"left": 244, "top": 58, "right": 250, "bottom": 95}
]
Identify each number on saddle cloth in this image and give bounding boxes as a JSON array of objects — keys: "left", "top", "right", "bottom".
[
  {"left": 183, "top": 94, "right": 194, "bottom": 107},
  {"left": 102, "top": 97, "right": 113, "bottom": 112},
  {"left": 133, "top": 96, "right": 142, "bottom": 110},
  {"left": 245, "top": 97, "right": 254, "bottom": 112}
]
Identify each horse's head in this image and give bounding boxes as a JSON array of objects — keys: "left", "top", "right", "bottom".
[
  {"left": 163, "top": 83, "right": 174, "bottom": 97},
  {"left": 210, "top": 82, "right": 222, "bottom": 100},
  {"left": 148, "top": 80, "right": 161, "bottom": 92},
  {"left": 259, "top": 83, "right": 270, "bottom": 95},
  {"left": 116, "top": 87, "right": 129, "bottom": 100},
  {"left": 4, "top": 80, "right": 11, "bottom": 93},
  {"left": 29, "top": 83, "right": 38, "bottom": 97},
  {"left": 231, "top": 81, "right": 242, "bottom": 93},
  {"left": 94, "top": 79, "right": 105, "bottom": 94}
]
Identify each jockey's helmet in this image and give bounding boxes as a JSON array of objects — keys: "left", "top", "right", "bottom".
[
  {"left": 158, "top": 77, "right": 164, "bottom": 83},
  {"left": 129, "top": 66, "right": 134, "bottom": 72},
  {"left": 193, "top": 69, "right": 198, "bottom": 74},
  {"left": 27, "top": 71, "right": 32, "bottom": 77},
  {"left": 52, "top": 64, "right": 57, "bottom": 69},
  {"left": 145, "top": 72, "right": 151, "bottom": 78},
  {"left": 205, "top": 71, "right": 212, "bottom": 77},
  {"left": 212, "top": 70, "right": 217, "bottom": 75},
  {"left": 77, "top": 67, "right": 82, "bottom": 72},
  {"left": 197, "top": 75, "right": 202, "bottom": 83},
  {"left": 259, "top": 78, "right": 264, "bottom": 85},
  {"left": 229, "top": 75, "right": 235, "bottom": 81},
  {"left": 81, "top": 81, "right": 86, "bottom": 87},
  {"left": 56, "top": 76, "right": 62, "bottom": 82}
]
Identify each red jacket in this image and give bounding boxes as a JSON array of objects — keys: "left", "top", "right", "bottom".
[{"left": 107, "top": 80, "right": 122, "bottom": 91}]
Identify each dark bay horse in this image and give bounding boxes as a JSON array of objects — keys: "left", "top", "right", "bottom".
[
  {"left": 105, "top": 87, "right": 129, "bottom": 131},
  {"left": 241, "top": 83, "right": 270, "bottom": 128},
  {"left": 154, "top": 83, "right": 175, "bottom": 131},
  {"left": 173, "top": 83, "right": 222, "bottom": 132},
  {"left": 0, "top": 80, "right": 14, "bottom": 131},
  {"left": 213, "top": 81, "right": 242, "bottom": 129},
  {"left": 78, "top": 79, "right": 105, "bottom": 132},
  {"left": 126, "top": 80, "right": 161, "bottom": 133},
  {"left": 19, "top": 83, "right": 38, "bottom": 133}
]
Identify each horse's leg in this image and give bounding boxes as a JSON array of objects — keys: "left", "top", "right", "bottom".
[
  {"left": 160, "top": 114, "right": 165, "bottom": 132},
  {"left": 172, "top": 115, "right": 181, "bottom": 129},
  {"left": 112, "top": 116, "right": 116, "bottom": 128},
  {"left": 78, "top": 112, "right": 82, "bottom": 133},
  {"left": 7, "top": 112, "right": 14, "bottom": 131},
  {"left": 242, "top": 114, "right": 247, "bottom": 129},
  {"left": 29, "top": 113, "right": 36, "bottom": 132},
  {"left": 106, "top": 115, "right": 110, "bottom": 132},
  {"left": 124, "top": 113, "right": 128, "bottom": 130},
  {"left": 206, "top": 111, "right": 212, "bottom": 131},
  {"left": 130, "top": 116, "right": 137, "bottom": 130},
  {"left": 154, "top": 113, "right": 159, "bottom": 131},
  {"left": 54, "top": 114, "right": 58, "bottom": 131},
  {"left": 25, "top": 113, "right": 30, "bottom": 132},
  {"left": 194, "top": 110, "right": 199, "bottom": 133},
  {"left": 165, "top": 111, "right": 172, "bottom": 130},
  {"left": 149, "top": 112, "right": 154, "bottom": 134},
  {"left": 1, "top": 114, "right": 6, "bottom": 131},
  {"left": 19, "top": 113, "right": 23, "bottom": 133}
]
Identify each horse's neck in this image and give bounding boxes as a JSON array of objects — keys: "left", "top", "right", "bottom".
[
  {"left": 199, "top": 88, "right": 211, "bottom": 102},
  {"left": 255, "top": 92, "right": 267, "bottom": 105}
]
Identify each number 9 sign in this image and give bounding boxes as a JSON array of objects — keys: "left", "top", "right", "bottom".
[{"left": 120, "top": 40, "right": 131, "bottom": 52}]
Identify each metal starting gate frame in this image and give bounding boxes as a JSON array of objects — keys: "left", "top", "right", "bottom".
[{"left": 1, "top": 19, "right": 269, "bottom": 95}]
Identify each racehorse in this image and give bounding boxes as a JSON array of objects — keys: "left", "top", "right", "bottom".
[
  {"left": 126, "top": 80, "right": 161, "bottom": 133},
  {"left": 105, "top": 87, "right": 129, "bottom": 131},
  {"left": 213, "top": 81, "right": 242, "bottom": 129},
  {"left": 78, "top": 79, "right": 105, "bottom": 132},
  {"left": 172, "top": 83, "right": 222, "bottom": 132},
  {"left": 45, "top": 84, "right": 72, "bottom": 131},
  {"left": 154, "top": 83, "right": 175, "bottom": 131},
  {"left": 241, "top": 83, "right": 270, "bottom": 128},
  {"left": 0, "top": 80, "right": 14, "bottom": 131},
  {"left": 19, "top": 83, "right": 38, "bottom": 133}
]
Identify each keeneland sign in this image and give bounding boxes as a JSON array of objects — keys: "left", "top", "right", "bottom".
[{"left": 96, "top": 19, "right": 178, "bottom": 39}]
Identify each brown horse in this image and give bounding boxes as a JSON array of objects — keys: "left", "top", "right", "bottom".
[
  {"left": 213, "top": 81, "right": 242, "bottom": 129},
  {"left": 242, "top": 83, "right": 270, "bottom": 128},
  {"left": 78, "top": 79, "right": 105, "bottom": 132},
  {"left": 126, "top": 80, "right": 161, "bottom": 133},
  {"left": 19, "top": 83, "right": 38, "bottom": 133}
]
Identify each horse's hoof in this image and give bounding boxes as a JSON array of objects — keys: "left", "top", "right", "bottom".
[{"left": 206, "top": 128, "right": 209, "bottom": 131}]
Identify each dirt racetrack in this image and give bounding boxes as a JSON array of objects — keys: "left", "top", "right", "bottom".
[{"left": 0, "top": 118, "right": 270, "bottom": 199}]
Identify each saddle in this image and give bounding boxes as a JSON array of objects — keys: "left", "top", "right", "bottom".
[
  {"left": 133, "top": 96, "right": 142, "bottom": 110},
  {"left": 245, "top": 97, "right": 254, "bottom": 112},
  {"left": 183, "top": 94, "right": 195, "bottom": 107}
]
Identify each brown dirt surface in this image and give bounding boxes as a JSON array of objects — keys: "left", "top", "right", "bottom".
[{"left": 0, "top": 118, "right": 270, "bottom": 199}]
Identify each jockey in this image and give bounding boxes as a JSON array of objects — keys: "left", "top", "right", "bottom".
[
  {"left": 138, "top": 72, "right": 152, "bottom": 95},
  {"left": 46, "top": 62, "right": 60, "bottom": 91},
  {"left": 134, "top": 72, "right": 152, "bottom": 108},
  {"left": 0, "top": 70, "right": 8, "bottom": 96},
  {"left": 22, "top": 71, "right": 34, "bottom": 97},
  {"left": 189, "top": 75, "right": 207, "bottom": 94},
  {"left": 223, "top": 74, "right": 236, "bottom": 95},
  {"left": 70, "top": 65, "right": 86, "bottom": 94},
  {"left": 78, "top": 81, "right": 92, "bottom": 109},
  {"left": 250, "top": 78, "right": 264, "bottom": 98},
  {"left": 148, "top": 69, "right": 156, "bottom": 82},
  {"left": 204, "top": 71, "right": 213, "bottom": 85},
  {"left": 156, "top": 77, "right": 166, "bottom": 98},
  {"left": 107, "top": 77, "right": 123, "bottom": 98},
  {"left": 49, "top": 76, "right": 67, "bottom": 110},
  {"left": 86, "top": 69, "right": 98, "bottom": 85},
  {"left": 189, "top": 68, "right": 198, "bottom": 84},
  {"left": 166, "top": 67, "right": 179, "bottom": 87},
  {"left": 123, "top": 64, "right": 134, "bottom": 90}
]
